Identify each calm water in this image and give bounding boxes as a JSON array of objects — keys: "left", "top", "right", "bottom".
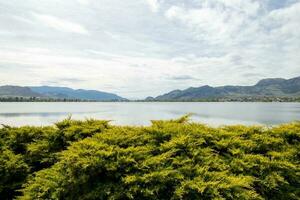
[{"left": 0, "top": 102, "right": 299, "bottom": 126}]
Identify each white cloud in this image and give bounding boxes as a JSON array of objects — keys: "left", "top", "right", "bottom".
[
  {"left": 77, "top": 0, "right": 90, "bottom": 6},
  {"left": 146, "top": 0, "right": 160, "bottom": 12},
  {"left": 267, "top": 2, "right": 300, "bottom": 37},
  {"left": 216, "top": 0, "right": 260, "bottom": 16},
  {"left": 32, "top": 13, "right": 89, "bottom": 35},
  {"left": 163, "top": 0, "right": 300, "bottom": 49},
  {"left": 164, "top": 0, "right": 260, "bottom": 43}
]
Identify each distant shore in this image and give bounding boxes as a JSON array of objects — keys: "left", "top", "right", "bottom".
[{"left": 0, "top": 96, "right": 299, "bottom": 102}]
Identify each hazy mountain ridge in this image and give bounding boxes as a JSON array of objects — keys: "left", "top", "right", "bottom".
[
  {"left": 153, "top": 76, "right": 300, "bottom": 101},
  {"left": 0, "top": 86, "right": 125, "bottom": 101},
  {"left": 1, "top": 76, "right": 299, "bottom": 102},
  {"left": 0, "top": 86, "right": 42, "bottom": 97},
  {"left": 30, "top": 86, "right": 126, "bottom": 100}
]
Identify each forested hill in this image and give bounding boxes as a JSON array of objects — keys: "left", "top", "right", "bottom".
[
  {"left": 0, "top": 86, "right": 42, "bottom": 97},
  {"left": 153, "top": 76, "right": 300, "bottom": 101},
  {"left": 0, "top": 85, "right": 126, "bottom": 101},
  {"left": 30, "top": 86, "right": 126, "bottom": 101}
]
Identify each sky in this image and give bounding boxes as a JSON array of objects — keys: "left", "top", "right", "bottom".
[{"left": 0, "top": 0, "right": 299, "bottom": 99}]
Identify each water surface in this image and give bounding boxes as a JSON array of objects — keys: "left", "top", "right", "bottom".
[{"left": 0, "top": 102, "right": 299, "bottom": 126}]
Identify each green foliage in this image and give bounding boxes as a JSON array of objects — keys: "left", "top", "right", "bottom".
[
  {"left": 1, "top": 117, "right": 299, "bottom": 199},
  {"left": 0, "top": 118, "right": 110, "bottom": 199},
  {"left": 0, "top": 149, "right": 29, "bottom": 198}
]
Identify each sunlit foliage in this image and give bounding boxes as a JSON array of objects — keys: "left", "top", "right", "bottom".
[
  {"left": 0, "top": 119, "right": 110, "bottom": 199},
  {"left": 1, "top": 116, "right": 299, "bottom": 199}
]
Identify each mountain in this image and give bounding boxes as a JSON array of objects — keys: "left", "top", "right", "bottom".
[
  {"left": 0, "top": 85, "right": 126, "bottom": 101},
  {"left": 30, "top": 86, "right": 125, "bottom": 101},
  {"left": 0, "top": 86, "right": 42, "bottom": 97},
  {"left": 153, "top": 76, "right": 300, "bottom": 101}
]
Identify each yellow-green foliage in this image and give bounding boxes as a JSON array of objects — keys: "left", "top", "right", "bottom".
[
  {"left": 0, "top": 119, "right": 110, "bottom": 199},
  {"left": 1, "top": 116, "right": 299, "bottom": 199}
]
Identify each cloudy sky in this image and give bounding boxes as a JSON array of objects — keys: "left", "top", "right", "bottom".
[{"left": 0, "top": 0, "right": 299, "bottom": 98}]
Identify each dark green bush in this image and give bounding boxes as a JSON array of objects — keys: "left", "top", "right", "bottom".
[{"left": 0, "top": 119, "right": 110, "bottom": 199}]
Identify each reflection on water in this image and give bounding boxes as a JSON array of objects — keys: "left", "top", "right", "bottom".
[
  {"left": 0, "top": 111, "right": 100, "bottom": 117},
  {"left": 0, "top": 102, "right": 299, "bottom": 126}
]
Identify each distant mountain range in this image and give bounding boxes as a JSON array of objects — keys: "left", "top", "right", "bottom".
[
  {"left": 0, "top": 86, "right": 126, "bottom": 101},
  {"left": 1, "top": 76, "right": 300, "bottom": 102},
  {"left": 148, "top": 76, "right": 300, "bottom": 101}
]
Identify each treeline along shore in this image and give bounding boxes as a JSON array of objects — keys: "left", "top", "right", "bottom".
[
  {"left": 1, "top": 96, "right": 300, "bottom": 102},
  {"left": 1, "top": 116, "right": 299, "bottom": 199},
  {"left": 0, "top": 97, "right": 128, "bottom": 102}
]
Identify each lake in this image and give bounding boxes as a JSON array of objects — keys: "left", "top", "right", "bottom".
[{"left": 0, "top": 102, "right": 299, "bottom": 126}]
